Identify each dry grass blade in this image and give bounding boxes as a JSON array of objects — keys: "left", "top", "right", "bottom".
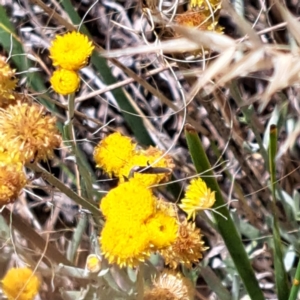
[
  {"left": 75, "top": 65, "right": 173, "bottom": 102},
  {"left": 173, "top": 25, "right": 236, "bottom": 52},
  {"left": 101, "top": 24, "right": 236, "bottom": 58},
  {"left": 274, "top": 1, "right": 300, "bottom": 46},
  {"left": 184, "top": 47, "right": 271, "bottom": 99},
  {"left": 261, "top": 53, "right": 300, "bottom": 104},
  {"left": 101, "top": 36, "right": 223, "bottom": 57},
  {"left": 276, "top": 120, "right": 300, "bottom": 159},
  {"left": 222, "top": 0, "right": 262, "bottom": 47},
  {"left": 217, "top": 48, "right": 272, "bottom": 86},
  {"left": 185, "top": 47, "right": 236, "bottom": 99}
]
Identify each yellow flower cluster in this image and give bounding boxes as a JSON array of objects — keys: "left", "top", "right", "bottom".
[
  {"left": 94, "top": 132, "right": 174, "bottom": 186},
  {"left": 176, "top": 0, "right": 223, "bottom": 35},
  {"left": 95, "top": 132, "right": 212, "bottom": 270},
  {"left": 100, "top": 178, "right": 178, "bottom": 267},
  {"left": 0, "top": 58, "right": 62, "bottom": 206},
  {"left": 118, "top": 146, "right": 175, "bottom": 187},
  {"left": 49, "top": 31, "right": 94, "bottom": 95},
  {"left": 2, "top": 267, "right": 40, "bottom": 300}
]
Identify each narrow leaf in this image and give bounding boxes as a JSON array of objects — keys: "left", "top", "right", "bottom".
[
  {"left": 269, "top": 125, "right": 290, "bottom": 299},
  {"left": 184, "top": 124, "right": 264, "bottom": 300}
]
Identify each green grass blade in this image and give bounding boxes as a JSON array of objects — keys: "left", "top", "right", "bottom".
[
  {"left": 200, "top": 266, "right": 231, "bottom": 300},
  {"left": 288, "top": 262, "right": 300, "bottom": 300},
  {"left": 27, "top": 163, "right": 101, "bottom": 219},
  {"left": 269, "top": 125, "right": 290, "bottom": 299},
  {"left": 67, "top": 213, "right": 88, "bottom": 263},
  {"left": 0, "top": 6, "right": 27, "bottom": 70},
  {"left": 184, "top": 124, "right": 264, "bottom": 300},
  {"left": 230, "top": 80, "right": 268, "bottom": 166}
]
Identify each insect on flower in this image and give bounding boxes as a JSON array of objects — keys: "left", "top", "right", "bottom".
[{"left": 128, "top": 164, "right": 172, "bottom": 179}]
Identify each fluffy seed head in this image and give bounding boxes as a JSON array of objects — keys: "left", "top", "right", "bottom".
[
  {"left": 160, "top": 220, "right": 207, "bottom": 269},
  {"left": 0, "top": 101, "right": 61, "bottom": 163},
  {"left": 144, "top": 270, "right": 194, "bottom": 300}
]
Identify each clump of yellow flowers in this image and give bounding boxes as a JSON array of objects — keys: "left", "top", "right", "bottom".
[
  {"left": 49, "top": 31, "right": 94, "bottom": 95},
  {"left": 94, "top": 132, "right": 174, "bottom": 187},
  {"left": 94, "top": 132, "right": 216, "bottom": 271},
  {"left": 0, "top": 28, "right": 217, "bottom": 299},
  {"left": 100, "top": 178, "right": 178, "bottom": 267},
  {"left": 0, "top": 52, "right": 61, "bottom": 298},
  {"left": 0, "top": 57, "right": 62, "bottom": 207}
]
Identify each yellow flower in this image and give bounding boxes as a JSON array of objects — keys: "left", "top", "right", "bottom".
[
  {"left": 0, "top": 101, "right": 62, "bottom": 163},
  {"left": 156, "top": 198, "right": 178, "bottom": 218},
  {"left": 119, "top": 146, "right": 174, "bottom": 186},
  {"left": 144, "top": 270, "right": 194, "bottom": 300},
  {"left": 160, "top": 220, "right": 207, "bottom": 269},
  {"left": 144, "top": 146, "right": 175, "bottom": 172},
  {"left": 100, "top": 178, "right": 156, "bottom": 224},
  {"left": 0, "top": 56, "right": 17, "bottom": 107},
  {"left": 179, "top": 178, "right": 216, "bottom": 220},
  {"left": 176, "top": 9, "right": 223, "bottom": 33},
  {"left": 100, "top": 220, "right": 151, "bottom": 268},
  {"left": 94, "top": 132, "right": 136, "bottom": 177},
  {"left": 49, "top": 31, "right": 94, "bottom": 71},
  {"left": 190, "top": 0, "right": 221, "bottom": 9},
  {"left": 2, "top": 267, "right": 40, "bottom": 300},
  {"left": 86, "top": 254, "right": 101, "bottom": 273},
  {"left": 50, "top": 69, "right": 80, "bottom": 95},
  {"left": 0, "top": 150, "right": 26, "bottom": 205},
  {"left": 146, "top": 211, "right": 178, "bottom": 249},
  {"left": 0, "top": 149, "right": 23, "bottom": 165}
]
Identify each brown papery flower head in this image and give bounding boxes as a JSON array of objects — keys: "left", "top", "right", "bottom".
[
  {"left": 144, "top": 270, "right": 194, "bottom": 300},
  {"left": 0, "top": 56, "right": 17, "bottom": 107},
  {"left": 159, "top": 219, "right": 207, "bottom": 269},
  {"left": 176, "top": 9, "right": 223, "bottom": 33},
  {"left": 0, "top": 101, "right": 61, "bottom": 163},
  {"left": 0, "top": 150, "right": 26, "bottom": 205}
]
